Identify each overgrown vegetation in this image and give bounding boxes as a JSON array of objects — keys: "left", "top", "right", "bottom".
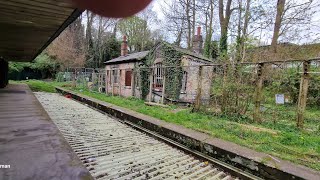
[
  {"left": 138, "top": 43, "right": 184, "bottom": 99},
  {"left": 64, "top": 87, "right": 320, "bottom": 171},
  {"left": 11, "top": 79, "right": 320, "bottom": 170},
  {"left": 268, "top": 68, "right": 320, "bottom": 107},
  {"left": 9, "top": 53, "right": 59, "bottom": 80},
  {"left": 11, "top": 80, "right": 68, "bottom": 93}
]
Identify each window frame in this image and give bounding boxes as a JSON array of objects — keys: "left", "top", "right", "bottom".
[
  {"left": 153, "top": 62, "right": 163, "bottom": 90},
  {"left": 181, "top": 71, "right": 188, "bottom": 93},
  {"left": 112, "top": 69, "right": 119, "bottom": 84},
  {"left": 125, "top": 70, "right": 132, "bottom": 87}
]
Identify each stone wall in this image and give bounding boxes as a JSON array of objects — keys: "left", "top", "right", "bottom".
[{"left": 180, "top": 55, "right": 213, "bottom": 103}]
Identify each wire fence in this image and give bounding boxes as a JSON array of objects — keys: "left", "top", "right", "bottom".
[{"left": 56, "top": 67, "right": 106, "bottom": 92}]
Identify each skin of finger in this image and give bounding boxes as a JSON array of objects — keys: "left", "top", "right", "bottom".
[{"left": 71, "top": 0, "right": 152, "bottom": 18}]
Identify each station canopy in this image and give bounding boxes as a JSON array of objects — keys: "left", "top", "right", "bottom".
[{"left": 0, "top": 0, "right": 83, "bottom": 62}]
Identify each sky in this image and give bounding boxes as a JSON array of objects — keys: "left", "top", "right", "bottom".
[
  {"left": 79, "top": 0, "right": 320, "bottom": 45},
  {"left": 151, "top": 0, "right": 165, "bottom": 20},
  {"left": 146, "top": 0, "right": 320, "bottom": 45}
]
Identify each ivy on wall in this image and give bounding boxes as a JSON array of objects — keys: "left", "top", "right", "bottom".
[{"left": 137, "top": 42, "right": 184, "bottom": 100}]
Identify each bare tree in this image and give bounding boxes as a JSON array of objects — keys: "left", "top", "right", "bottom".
[
  {"left": 161, "top": 0, "right": 187, "bottom": 47},
  {"left": 271, "top": 0, "right": 286, "bottom": 53},
  {"left": 186, "top": 0, "right": 192, "bottom": 49},
  {"left": 86, "top": 11, "right": 95, "bottom": 53},
  {"left": 47, "top": 17, "right": 86, "bottom": 69},
  {"left": 219, "top": 0, "right": 234, "bottom": 54}
]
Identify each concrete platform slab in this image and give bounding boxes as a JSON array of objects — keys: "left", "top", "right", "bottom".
[{"left": 0, "top": 84, "right": 92, "bottom": 180}]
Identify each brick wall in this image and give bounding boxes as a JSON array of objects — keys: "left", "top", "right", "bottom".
[{"left": 105, "top": 62, "right": 136, "bottom": 97}]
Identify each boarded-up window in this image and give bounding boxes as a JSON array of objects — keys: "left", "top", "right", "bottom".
[
  {"left": 112, "top": 69, "right": 119, "bottom": 83},
  {"left": 181, "top": 71, "right": 187, "bottom": 92},
  {"left": 125, "top": 70, "right": 132, "bottom": 86}
]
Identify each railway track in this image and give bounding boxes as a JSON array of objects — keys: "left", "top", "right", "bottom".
[{"left": 35, "top": 92, "right": 260, "bottom": 180}]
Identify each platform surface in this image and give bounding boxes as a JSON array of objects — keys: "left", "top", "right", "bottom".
[{"left": 0, "top": 84, "right": 92, "bottom": 180}]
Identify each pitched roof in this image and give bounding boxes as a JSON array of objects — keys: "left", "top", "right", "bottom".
[
  {"left": 171, "top": 45, "right": 213, "bottom": 63},
  {"left": 104, "top": 42, "right": 214, "bottom": 65},
  {"left": 104, "top": 51, "right": 149, "bottom": 65}
]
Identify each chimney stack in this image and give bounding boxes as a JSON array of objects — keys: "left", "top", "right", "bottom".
[
  {"left": 121, "top": 35, "right": 128, "bottom": 56},
  {"left": 192, "top": 26, "right": 203, "bottom": 54},
  {"left": 197, "top": 26, "right": 201, "bottom": 38}
]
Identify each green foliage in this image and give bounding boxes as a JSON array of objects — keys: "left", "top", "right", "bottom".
[
  {"left": 9, "top": 53, "right": 59, "bottom": 80},
  {"left": 219, "top": 33, "right": 228, "bottom": 56},
  {"left": 118, "top": 16, "right": 151, "bottom": 52},
  {"left": 11, "top": 80, "right": 69, "bottom": 93},
  {"left": 308, "top": 74, "right": 320, "bottom": 107},
  {"left": 104, "top": 36, "right": 121, "bottom": 60},
  {"left": 161, "top": 44, "right": 183, "bottom": 99},
  {"left": 32, "top": 53, "right": 58, "bottom": 71},
  {"left": 138, "top": 43, "right": 183, "bottom": 100},
  {"left": 268, "top": 68, "right": 320, "bottom": 106},
  {"left": 140, "top": 67, "right": 150, "bottom": 99},
  {"left": 9, "top": 62, "right": 29, "bottom": 74},
  {"left": 212, "top": 65, "right": 255, "bottom": 116},
  {"left": 56, "top": 72, "right": 64, "bottom": 82},
  {"left": 204, "top": 40, "right": 219, "bottom": 59}
]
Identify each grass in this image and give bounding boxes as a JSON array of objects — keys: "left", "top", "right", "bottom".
[
  {"left": 10, "top": 80, "right": 69, "bottom": 93},
  {"left": 12, "top": 80, "right": 320, "bottom": 171},
  {"left": 72, "top": 88, "right": 320, "bottom": 171}
]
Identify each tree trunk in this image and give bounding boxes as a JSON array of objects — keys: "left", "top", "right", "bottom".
[
  {"left": 186, "top": 0, "right": 192, "bottom": 50},
  {"left": 240, "top": 0, "right": 251, "bottom": 61},
  {"left": 86, "top": 11, "right": 94, "bottom": 52},
  {"left": 204, "top": 0, "right": 214, "bottom": 56},
  {"left": 175, "top": 27, "right": 183, "bottom": 46},
  {"left": 219, "top": 0, "right": 233, "bottom": 55},
  {"left": 192, "top": 0, "right": 196, "bottom": 42},
  {"left": 271, "top": 0, "right": 286, "bottom": 53},
  {"left": 235, "top": 0, "right": 243, "bottom": 64}
]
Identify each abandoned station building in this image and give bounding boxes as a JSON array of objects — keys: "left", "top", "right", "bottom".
[{"left": 105, "top": 27, "right": 214, "bottom": 104}]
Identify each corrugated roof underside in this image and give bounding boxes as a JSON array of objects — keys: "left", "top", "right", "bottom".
[{"left": 0, "top": 0, "right": 80, "bottom": 62}]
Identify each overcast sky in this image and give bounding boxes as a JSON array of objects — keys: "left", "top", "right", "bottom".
[{"left": 146, "top": 0, "right": 320, "bottom": 45}]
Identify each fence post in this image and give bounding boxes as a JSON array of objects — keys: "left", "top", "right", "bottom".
[
  {"left": 106, "top": 70, "right": 109, "bottom": 95},
  {"left": 119, "top": 69, "right": 122, "bottom": 96},
  {"left": 148, "top": 68, "right": 154, "bottom": 102},
  {"left": 194, "top": 66, "right": 203, "bottom": 111},
  {"left": 111, "top": 70, "right": 114, "bottom": 96},
  {"left": 297, "top": 61, "right": 310, "bottom": 129},
  {"left": 132, "top": 69, "right": 135, "bottom": 97},
  {"left": 161, "top": 68, "right": 166, "bottom": 104},
  {"left": 72, "top": 69, "right": 76, "bottom": 88},
  {"left": 253, "top": 63, "right": 264, "bottom": 123},
  {"left": 92, "top": 71, "right": 96, "bottom": 86}
]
